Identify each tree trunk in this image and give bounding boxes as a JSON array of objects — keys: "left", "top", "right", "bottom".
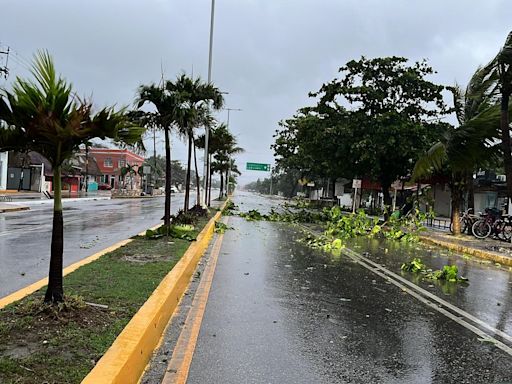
[
  {"left": 501, "top": 91, "right": 512, "bottom": 202},
  {"left": 208, "top": 159, "right": 213, "bottom": 206},
  {"left": 225, "top": 169, "right": 229, "bottom": 197},
  {"left": 219, "top": 173, "right": 224, "bottom": 199},
  {"left": 164, "top": 126, "right": 172, "bottom": 227},
  {"left": 193, "top": 141, "right": 201, "bottom": 206},
  {"left": 184, "top": 133, "right": 193, "bottom": 212},
  {"left": 44, "top": 165, "right": 64, "bottom": 303},
  {"left": 451, "top": 179, "right": 463, "bottom": 235},
  {"left": 382, "top": 181, "right": 392, "bottom": 221},
  {"left": 466, "top": 171, "right": 474, "bottom": 211},
  {"left": 205, "top": 153, "right": 209, "bottom": 206}
]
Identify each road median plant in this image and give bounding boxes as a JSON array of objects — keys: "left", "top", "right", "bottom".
[{"left": 0, "top": 215, "right": 211, "bottom": 383}]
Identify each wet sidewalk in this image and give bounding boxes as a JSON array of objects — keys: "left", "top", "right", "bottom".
[{"left": 420, "top": 229, "right": 512, "bottom": 267}]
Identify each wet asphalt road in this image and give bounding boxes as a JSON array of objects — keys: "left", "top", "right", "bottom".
[
  {"left": 0, "top": 195, "right": 185, "bottom": 298},
  {"left": 187, "top": 192, "right": 512, "bottom": 383}
]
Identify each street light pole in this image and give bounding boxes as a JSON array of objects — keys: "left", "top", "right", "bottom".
[{"left": 202, "top": 0, "right": 216, "bottom": 206}]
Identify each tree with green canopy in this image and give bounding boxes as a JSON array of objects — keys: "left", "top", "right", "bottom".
[
  {"left": 0, "top": 51, "right": 145, "bottom": 303},
  {"left": 310, "top": 56, "right": 449, "bottom": 214}
]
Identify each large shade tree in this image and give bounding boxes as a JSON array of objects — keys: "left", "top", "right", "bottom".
[
  {"left": 0, "top": 51, "right": 144, "bottom": 302},
  {"left": 310, "top": 57, "right": 449, "bottom": 213}
]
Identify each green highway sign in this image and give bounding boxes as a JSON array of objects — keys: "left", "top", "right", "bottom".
[{"left": 246, "top": 162, "right": 271, "bottom": 171}]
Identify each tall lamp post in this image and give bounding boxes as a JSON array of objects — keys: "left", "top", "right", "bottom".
[{"left": 202, "top": 0, "right": 216, "bottom": 206}]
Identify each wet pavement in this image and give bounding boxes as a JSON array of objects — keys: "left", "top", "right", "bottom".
[
  {"left": 183, "top": 192, "right": 512, "bottom": 383},
  {"left": 0, "top": 195, "right": 185, "bottom": 298}
]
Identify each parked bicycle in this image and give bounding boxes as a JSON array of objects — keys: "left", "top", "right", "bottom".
[
  {"left": 471, "top": 208, "right": 512, "bottom": 241},
  {"left": 450, "top": 208, "right": 478, "bottom": 235}
]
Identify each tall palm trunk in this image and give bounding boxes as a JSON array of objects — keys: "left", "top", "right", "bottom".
[
  {"left": 164, "top": 126, "right": 172, "bottom": 227},
  {"left": 219, "top": 172, "right": 224, "bottom": 198},
  {"left": 225, "top": 169, "right": 229, "bottom": 197},
  {"left": 193, "top": 141, "right": 201, "bottom": 205},
  {"left": 208, "top": 161, "right": 213, "bottom": 206},
  {"left": 184, "top": 133, "right": 193, "bottom": 212},
  {"left": 205, "top": 154, "right": 210, "bottom": 206},
  {"left": 450, "top": 178, "right": 463, "bottom": 235},
  {"left": 45, "top": 164, "right": 64, "bottom": 303},
  {"left": 500, "top": 88, "right": 512, "bottom": 202}
]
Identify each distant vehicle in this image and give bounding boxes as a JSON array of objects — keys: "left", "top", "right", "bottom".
[
  {"left": 98, "top": 183, "right": 112, "bottom": 190},
  {"left": 158, "top": 186, "right": 179, "bottom": 193}
]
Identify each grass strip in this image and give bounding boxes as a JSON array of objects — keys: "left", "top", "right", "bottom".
[{"left": 0, "top": 216, "right": 210, "bottom": 384}]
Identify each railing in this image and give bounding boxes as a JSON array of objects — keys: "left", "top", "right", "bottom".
[
  {"left": 0, "top": 195, "right": 12, "bottom": 202},
  {"left": 425, "top": 217, "right": 450, "bottom": 230}
]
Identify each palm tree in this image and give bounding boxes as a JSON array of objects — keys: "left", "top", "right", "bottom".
[
  {"left": 136, "top": 86, "right": 178, "bottom": 227},
  {"left": 170, "top": 75, "right": 224, "bottom": 211},
  {"left": 0, "top": 51, "right": 144, "bottom": 302},
  {"left": 413, "top": 69, "right": 503, "bottom": 234},
  {"left": 469, "top": 32, "right": 512, "bottom": 200}
]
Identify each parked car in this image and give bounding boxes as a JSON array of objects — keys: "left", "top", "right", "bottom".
[
  {"left": 158, "top": 186, "right": 179, "bottom": 193},
  {"left": 98, "top": 183, "right": 112, "bottom": 190}
]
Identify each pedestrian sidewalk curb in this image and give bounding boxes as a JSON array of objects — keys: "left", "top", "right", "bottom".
[
  {"left": 0, "top": 204, "right": 30, "bottom": 213},
  {"left": 0, "top": 223, "right": 161, "bottom": 310},
  {"left": 15, "top": 196, "right": 111, "bottom": 206},
  {"left": 81, "top": 202, "right": 227, "bottom": 384},
  {"left": 419, "top": 235, "right": 512, "bottom": 267}
]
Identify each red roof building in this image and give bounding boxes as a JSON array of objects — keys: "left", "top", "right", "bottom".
[{"left": 85, "top": 148, "right": 145, "bottom": 190}]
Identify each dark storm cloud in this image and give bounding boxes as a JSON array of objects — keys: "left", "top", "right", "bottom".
[{"left": 1, "top": 0, "right": 510, "bottom": 183}]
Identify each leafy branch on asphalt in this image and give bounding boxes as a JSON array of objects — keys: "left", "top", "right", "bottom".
[
  {"left": 214, "top": 222, "right": 233, "bottom": 234},
  {"left": 401, "top": 258, "right": 468, "bottom": 282}
]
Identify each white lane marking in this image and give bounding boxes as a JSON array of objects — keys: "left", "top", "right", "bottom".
[{"left": 342, "top": 248, "right": 512, "bottom": 356}]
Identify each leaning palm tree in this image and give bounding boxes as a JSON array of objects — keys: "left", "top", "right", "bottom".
[
  {"left": 469, "top": 32, "right": 512, "bottom": 200},
  {"left": 0, "top": 51, "right": 144, "bottom": 302},
  {"left": 413, "top": 70, "right": 503, "bottom": 234}
]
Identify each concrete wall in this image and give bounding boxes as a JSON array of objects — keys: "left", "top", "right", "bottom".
[
  {"left": 433, "top": 184, "right": 451, "bottom": 217},
  {"left": 0, "top": 152, "right": 7, "bottom": 190}
]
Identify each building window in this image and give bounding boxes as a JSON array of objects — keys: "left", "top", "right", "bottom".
[
  {"left": 118, "top": 159, "right": 126, "bottom": 168},
  {"left": 104, "top": 157, "right": 113, "bottom": 167}
]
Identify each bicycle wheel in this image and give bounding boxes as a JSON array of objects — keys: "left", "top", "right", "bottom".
[
  {"left": 499, "top": 222, "right": 512, "bottom": 241},
  {"left": 472, "top": 219, "right": 492, "bottom": 239}
]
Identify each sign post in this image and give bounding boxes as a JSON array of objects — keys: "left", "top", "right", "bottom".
[{"left": 352, "top": 179, "right": 361, "bottom": 213}]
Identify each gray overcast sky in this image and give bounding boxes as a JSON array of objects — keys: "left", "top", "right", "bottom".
[{"left": 1, "top": 0, "right": 511, "bottom": 184}]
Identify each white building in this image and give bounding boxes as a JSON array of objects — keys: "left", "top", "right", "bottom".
[{"left": 0, "top": 152, "right": 7, "bottom": 191}]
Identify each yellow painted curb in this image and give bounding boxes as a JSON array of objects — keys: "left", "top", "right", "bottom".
[
  {"left": 81, "top": 202, "right": 228, "bottom": 384},
  {"left": 0, "top": 223, "right": 162, "bottom": 310},
  {"left": 419, "top": 235, "right": 512, "bottom": 267}
]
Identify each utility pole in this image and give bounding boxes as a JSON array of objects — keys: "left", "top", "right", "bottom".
[
  {"left": 202, "top": 0, "right": 216, "bottom": 206},
  {"left": 0, "top": 46, "right": 9, "bottom": 79}
]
